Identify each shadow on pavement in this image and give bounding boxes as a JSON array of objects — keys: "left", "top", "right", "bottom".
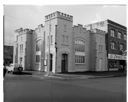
[
  {"left": 58, "top": 71, "right": 126, "bottom": 77},
  {"left": 13, "top": 71, "right": 32, "bottom": 75}
]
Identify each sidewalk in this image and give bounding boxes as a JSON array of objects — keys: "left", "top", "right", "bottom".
[
  {"left": 51, "top": 71, "right": 126, "bottom": 79},
  {"left": 28, "top": 70, "right": 126, "bottom": 80}
]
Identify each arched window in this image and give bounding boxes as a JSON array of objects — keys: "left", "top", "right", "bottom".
[
  {"left": 74, "top": 39, "right": 85, "bottom": 64},
  {"left": 36, "top": 39, "right": 42, "bottom": 51}
]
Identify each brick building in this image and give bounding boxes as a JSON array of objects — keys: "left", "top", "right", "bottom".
[
  {"left": 85, "top": 19, "right": 127, "bottom": 71},
  {"left": 4, "top": 45, "right": 13, "bottom": 65}
]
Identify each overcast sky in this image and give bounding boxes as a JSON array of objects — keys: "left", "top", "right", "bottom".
[{"left": 4, "top": 5, "right": 126, "bottom": 45}]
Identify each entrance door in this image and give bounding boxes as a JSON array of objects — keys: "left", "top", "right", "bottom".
[
  {"left": 119, "top": 60, "right": 126, "bottom": 71},
  {"left": 50, "top": 54, "right": 53, "bottom": 71},
  {"left": 20, "top": 57, "right": 23, "bottom": 67},
  {"left": 61, "top": 54, "right": 68, "bottom": 73}
]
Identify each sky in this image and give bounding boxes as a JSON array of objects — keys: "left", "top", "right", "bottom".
[{"left": 4, "top": 5, "right": 126, "bottom": 45}]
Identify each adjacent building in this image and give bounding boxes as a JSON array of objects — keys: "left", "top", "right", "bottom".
[
  {"left": 85, "top": 19, "right": 127, "bottom": 70},
  {"left": 4, "top": 45, "right": 13, "bottom": 65},
  {"left": 13, "top": 11, "right": 126, "bottom": 73}
]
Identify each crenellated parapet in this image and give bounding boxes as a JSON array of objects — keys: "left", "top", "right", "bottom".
[
  {"left": 90, "top": 28, "right": 106, "bottom": 35},
  {"left": 45, "top": 11, "right": 73, "bottom": 22},
  {"left": 35, "top": 24, "right": 44, "bottom": 32},
  {"left": 15, "top": 28, "right": 33, "bottom": 35},
  {"left": 73, "top": 24, "right": 87, "bottom": 31}
]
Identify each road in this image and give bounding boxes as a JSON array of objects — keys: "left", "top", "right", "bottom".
[{"left": 4, "top": 73, "right": 126, "bottom": 102}]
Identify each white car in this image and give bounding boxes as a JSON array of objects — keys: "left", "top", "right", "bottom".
[{"left": 6, "top": 64, "right": 14, "bottom": 73}]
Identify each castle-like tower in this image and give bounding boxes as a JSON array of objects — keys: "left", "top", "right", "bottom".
[
  {"left": 44, "top": 11, "right": 73, "bottom": 73},
  {"left": 13, "top": 28, "right": 33, "bottom": 70}
]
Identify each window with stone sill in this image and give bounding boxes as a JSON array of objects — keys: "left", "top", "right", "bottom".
[
  {"left": 119, "top": 44, "right": 124, "bottom": 51},
  {"left": 20, "top": 44, "right": 23, "bottom": 53},
  {"left": 110, "top": 42, "right": 116, "bottom": 50},
  {"left": 75, "top": 55, "right": 85, "bottom": 64},
  {"left": 36, "top": 55, "right": 40, "bottom": 63},
  {"left": 117, "top": 32, "right": 122, "bottom": 39},
  {"left": 74, "top": 39, "right": 85, "bottom": 64},
  {"left": 20, "top": 57, "right": 22, "bottom": 65},
  {"left": 51, "top": 35, "right": 53, "bottom": 44},
  {"left": 110, "top": 29, "right": 115, "bottom": 37},
  {"left": 49, "top": 24, "right": 51, "bottom": 32},
  {"left": 47, "top": 35, "right": 53, "bottom": 46},
  {"left": 124, "top": 34, "right": 126, "bottom": 40}
]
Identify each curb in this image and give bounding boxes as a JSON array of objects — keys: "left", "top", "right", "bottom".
[
  {"left": 46, "top": 74, "right": 126, "bottom": 80},
  {"left": 32, "top": 74, "right": 126, "bottom": 80}
]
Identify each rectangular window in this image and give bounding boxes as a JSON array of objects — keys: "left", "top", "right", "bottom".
[
  {"left": 117, "top": 32, "right": 122, "bottom": 39},
  {"left": 111, "top": 42, "right": 115, "bottom": 50},
  {"left": 51, "top": 35, "right": 53, "bottom": 44},
  {"left": 83, "top": 56, "right": 85, "bottom": 63},
  {"left": 20, "top": 44, "right": 23, "bottom": 53},
  {"left": 124, "top": 34, "right": 126, "bottom": 40},
  {"left": 62, "top": 35, "right": 65, "bottom": 42},
  {"left": 36, "top": 55, "right": 40, "bottom": 63},
  {"left": 75, "top": 55, "right": 85, "bottom": 64},
  {"left": 20, "top": 57, "right": 22, "bottom": 64},
  {"left": 49, "top": 24, "right": 51, "bottom": 32},
  {"left": 47, "top": 36, "right": 49, "bottom": 46},
  {"left": 22, "top": 45, "right": 23, "bottom": 52},
  {"left": 110, "top": 29, "right": 115, "bottom": 37},
  {"left": 120, "top": 44, "right": 124, "bottom": 51}
]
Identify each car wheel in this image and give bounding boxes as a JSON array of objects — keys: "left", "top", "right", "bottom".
[{"left": 19, "top": 67, "right": 23, "bottom": 72}]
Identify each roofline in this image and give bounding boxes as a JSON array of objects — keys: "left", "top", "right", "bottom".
[
  {"left": 85, "top": 19, "right": 126, "bottom": 30},
  {"left": 107, "top": 19, "right": 126, "bottom": 30}
]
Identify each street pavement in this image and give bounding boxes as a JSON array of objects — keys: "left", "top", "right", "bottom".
[{"left": 4, "top": 73, "right": 126, "bottom": 102}]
